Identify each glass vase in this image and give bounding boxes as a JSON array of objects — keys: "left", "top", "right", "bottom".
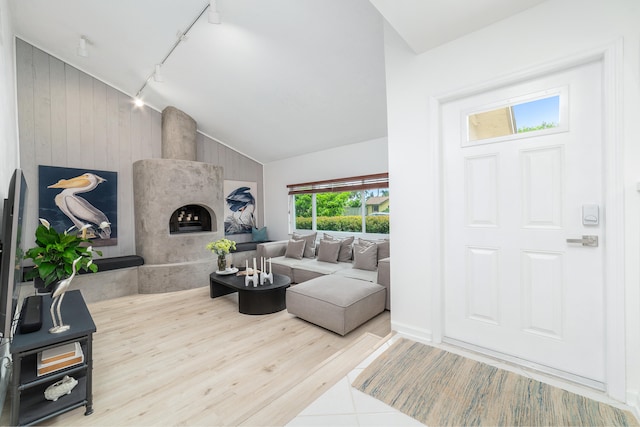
[{"left": 217, "top": 254, "right": 226, "bottom": 272}]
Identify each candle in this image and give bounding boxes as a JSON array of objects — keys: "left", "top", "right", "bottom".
[
  {"left": 253, "top": 258, "right": 256, "bottom": 274},
  {"left": 245, "top": 259, "right": 248, "bottom": 273},
  {"left": 269, "top": 258, "right": 272, "bottom": 274}
]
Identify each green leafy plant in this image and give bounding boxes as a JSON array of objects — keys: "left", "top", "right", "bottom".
[
  {"left": 206, "top": 238, "right": 237, "bottom": 256},
  {"left": 24, "top": 219, "right": 102, "bottom": 287}
]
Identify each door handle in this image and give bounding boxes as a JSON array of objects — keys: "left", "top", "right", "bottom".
[{"left": 566, "top": 235, "right": 598, "bottom": 247}]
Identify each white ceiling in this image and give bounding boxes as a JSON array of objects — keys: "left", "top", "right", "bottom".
[
  {"left": 370, "top": 0, "right": 548, "bottom": 54},
  {"left": 9, "top": 0, "right": 547, "bottom": 164}
]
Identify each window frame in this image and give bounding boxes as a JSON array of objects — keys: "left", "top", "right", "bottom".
[
  {"left": 461, "top": 86, "right": 569, "bottom": 147},
  {"left": 287, "top": 173, "right": 389, "bottom": 236}
]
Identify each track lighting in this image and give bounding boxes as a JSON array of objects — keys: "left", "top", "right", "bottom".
[
  {"left": 132, "top": 2, "right": 212, "bottom": 108},
  {"left": 153, "top": 64, "right": 163, "bottom": 82},
  {"left": 208, "top": 0, "right": 221, "bottom": 24},
  {"left": 77, "top": 36, "right": 89, "bottom": 57}
]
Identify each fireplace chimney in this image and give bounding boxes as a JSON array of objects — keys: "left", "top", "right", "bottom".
[{"left": 161, "top": 106, "right": 197, "bottom": 161}]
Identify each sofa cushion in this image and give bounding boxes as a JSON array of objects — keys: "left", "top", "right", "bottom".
[
  {"left": 293, "top": 259, "right": 351, "bottom": 276},
  {"left": 293, "top": 232, "right": 317, "bottom": 258},
  {"left": 323, "top": 233, "right": 354, "bottom": 262},
  {"left": 317, "top": 239, "right": 340, "bottom": 263},
  {"left": 353, "top": 243, "right": 378, "bottom": 271},
  {"left": 334, "top": 267, "right": 377, "bottom": 283},
  {"left": 285, "top": 239, "right": 305, "bottom": 260}
]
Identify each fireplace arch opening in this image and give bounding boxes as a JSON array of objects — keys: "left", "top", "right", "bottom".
[{"left": 169, "top": 204, "right": 215, "bottom": 234}]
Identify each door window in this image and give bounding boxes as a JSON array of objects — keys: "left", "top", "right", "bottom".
[{"left": 464, "top": 87, "right": 567, "bottom": 146}]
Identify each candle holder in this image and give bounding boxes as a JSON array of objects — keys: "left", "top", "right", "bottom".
[
  {"left": 260, "top": 256, "right": 273, "bottom": 285},
  {"left": 245, "top": 258, "right": 260, "bottom": 287}
]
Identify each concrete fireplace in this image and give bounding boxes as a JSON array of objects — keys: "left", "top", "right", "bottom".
[{"left": 133, "top": 107, "right": 224, "bottom": 293}]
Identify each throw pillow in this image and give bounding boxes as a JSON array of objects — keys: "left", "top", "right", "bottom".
[
  {"left": 292, "top": 232, "right": 317, "bottom": 258},
  {"left": 323, "top": 233, "right": 354, "bottom": 262},
  {"left": 353, "top": 243, "right": 378, "bottom": 271},
  {"left": 252, "top": 226, "right": 268, "bottom": 242},
  {"left": 377, "top": 240, "right": 390, "bottom": 260},
  {"left": 317, "top": 239, "right": 340, "bottom": 263},
  {"left": 358, "top": 238, "right": 390, "bottom": 261},
  {"left": 284, "top": 239, "right": 305, "bottom": 260}
]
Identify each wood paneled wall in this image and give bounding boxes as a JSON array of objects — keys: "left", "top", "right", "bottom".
[{"left": 16, "top": 38, "right": 263, "bottom": 257}]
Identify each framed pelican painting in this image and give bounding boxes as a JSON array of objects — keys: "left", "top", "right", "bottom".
[
  {"left": 38, "top": 165, "right": 118, "bottom": 247},
  {"left": 223, "top": 180, "right": 257, "bottom": 235}
]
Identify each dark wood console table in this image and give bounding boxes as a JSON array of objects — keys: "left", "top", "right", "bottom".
[
  {"left": 10, "top": 290, "right": 96, "bottom": 426},
  {"left": 209, "top": 271, "right": 291, "bottom": 315}
]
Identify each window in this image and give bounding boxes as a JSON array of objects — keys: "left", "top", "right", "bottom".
[
  {"left": 464, "top": 87, "right": 567, "bottom": 146},
  {"left": 288, "top": 174, "right": 389, "bottom": 234}
]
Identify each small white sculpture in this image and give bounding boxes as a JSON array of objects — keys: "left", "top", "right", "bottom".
[
  {"left": 260, "top": 257, "right": 273, "bottom": 285},
  {"left": 44, "top": 375, "right": 78, "bottom": 401},
  {"left": 50, "top": 256, "right": 83, "bottom": 333},
  {"left": 245, "top": 258, "right": 260, "bottom": 287}
]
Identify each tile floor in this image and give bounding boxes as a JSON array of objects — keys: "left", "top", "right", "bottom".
[
  {"left": 287, "top": 335, "right": 637, "bottom": 427},
  {"left": 286, "top": 337, "right": 425, "bottom": 426}
]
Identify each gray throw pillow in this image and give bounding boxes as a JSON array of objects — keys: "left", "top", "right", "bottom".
[
  {"left": 284, "top": 239, "right": 305, "bottom": 260},
  {"left": 377, "top": 240, "right": 390, "bottom": 260},
  {"left": 293, "top": 232, "right": 317, "bottom": 258},
  {"left": 323, "top": 233, "right": 354, "bottom": 262},
  {"left": 353, "top": 243, "right": 377, "bottom": 271},
  {"left": 317, "top": 239, "right": 340, "bottom": 263},
  {"left": 358, "top": 238, "right": 390, "bottom": 261}
]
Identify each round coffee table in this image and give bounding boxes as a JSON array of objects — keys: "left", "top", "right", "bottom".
[{"left": 209, "top": 271, "right": 291, "bottom": 315}]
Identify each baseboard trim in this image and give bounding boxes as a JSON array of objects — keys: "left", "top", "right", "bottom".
[
  {"left": 391, "top": 320, "right": 432, "bottom": 343},
  {"left": 626, "top": 390, "right": 640, "bottom": 420}
]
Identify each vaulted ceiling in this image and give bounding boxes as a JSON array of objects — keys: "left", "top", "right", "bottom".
[{"left": 10, "top": 0, "right": 546, "bottom": 164}]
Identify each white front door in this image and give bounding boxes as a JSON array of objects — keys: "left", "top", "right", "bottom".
[{"left": 442, "top": 60, "right": 605, "bottom": 385}]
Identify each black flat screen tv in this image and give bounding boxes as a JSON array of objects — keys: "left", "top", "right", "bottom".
[{"left": 0, "top": 169, "right": 29, "bottom": 340}]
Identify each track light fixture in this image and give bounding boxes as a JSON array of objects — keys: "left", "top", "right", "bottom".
[
  {"left": 77, "top": 36, "right": 89, "bottom": 57},
  {"left": 132, "top": 2, "right": 216, "bottom": 107},
  {"left": 153, "top": 64, "right": 163, "bottom": 82},
  {"left": 208, "top": 0, "right": 221, "bottom": 24},
  {"left": 134, "top": 95, "right": 144, "bottom": 107}
]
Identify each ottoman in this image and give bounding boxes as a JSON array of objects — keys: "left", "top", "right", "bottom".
[{"left": 286, "top": 275, "right": 386, "bottom": 336}]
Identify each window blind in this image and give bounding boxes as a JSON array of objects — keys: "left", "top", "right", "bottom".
[{"left": 287, "top": 173, "right": 388, "bottom": 195}]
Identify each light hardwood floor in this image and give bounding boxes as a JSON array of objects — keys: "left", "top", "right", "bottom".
[{"left": 33, "top": 286, "right": 391, "bottom": 426}]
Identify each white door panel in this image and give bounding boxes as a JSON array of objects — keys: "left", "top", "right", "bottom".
[{"left": 443, "top": 60, "right": 604, "bottom": 383}]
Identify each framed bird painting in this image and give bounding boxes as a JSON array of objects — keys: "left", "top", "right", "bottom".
[
  {"left": 223, "top": 180, "right": 257, "bottom": 235},
  {"left": 38, "top": 165, "right": 118, "bottom": 247}
]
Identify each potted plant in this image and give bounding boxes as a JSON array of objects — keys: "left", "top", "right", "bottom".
[
  {"left": 24, "top": 219, "right": 102, "bottom": 290},
  {"left": 206, "top": 238, "right": 236, "bottom": 272}
]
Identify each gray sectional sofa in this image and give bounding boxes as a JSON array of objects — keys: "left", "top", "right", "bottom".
[
  {"left": 256, "top": 233, "right": 390, "bottom": 335},
  {"left": 256, "top": 233, "right": 390, "bottom": 308}
]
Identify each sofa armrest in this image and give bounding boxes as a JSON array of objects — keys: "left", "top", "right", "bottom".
[
  {"left": 377, "top": 257, "right": 390, "bottom": 310},
  {"left": 257, "top": 240, "right": 288, "bottom": 259}
]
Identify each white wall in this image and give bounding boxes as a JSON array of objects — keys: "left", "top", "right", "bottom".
[
  {"left": 0, "top": 0, "right": 18, "bottom": 196},
  {"left": 263, "top": 137, "right": 388, "bottom": 241},
  {"left": 382, "top": 0, "right": 640, "bottom": 408}
]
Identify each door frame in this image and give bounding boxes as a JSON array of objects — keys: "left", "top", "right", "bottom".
[{"left": 428, "top": 41, "right": 625, "bottom": 401}]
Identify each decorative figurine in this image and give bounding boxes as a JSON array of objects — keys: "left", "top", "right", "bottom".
[
  {"left": 49, "top": 256, "right": 82, "bottom": 334},
  {"left": 245, "top": 258, "right": 260, "bottom": 287},
  {"left": 260, "top": 257, "right": 273, "bottom": 285},
  {"left": 44, "top": 375, "right": 78, "bottom": 401}
]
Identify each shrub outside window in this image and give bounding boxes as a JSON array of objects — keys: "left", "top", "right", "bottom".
[{"left": 289, "top": 174, "right": 389, "bottom": 234}]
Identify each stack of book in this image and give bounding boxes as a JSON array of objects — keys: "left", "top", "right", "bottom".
[{"left": 37, "top": 342, "right": 84, "bottom": 377}]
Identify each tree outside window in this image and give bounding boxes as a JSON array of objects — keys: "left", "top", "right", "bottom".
[{"left": 294, "top": 189, "right": 388, "bottom": 234}]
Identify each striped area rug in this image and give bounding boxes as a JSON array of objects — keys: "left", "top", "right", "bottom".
[{"left": 353, "top": 338, "right": 639, "bottom": 426}]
